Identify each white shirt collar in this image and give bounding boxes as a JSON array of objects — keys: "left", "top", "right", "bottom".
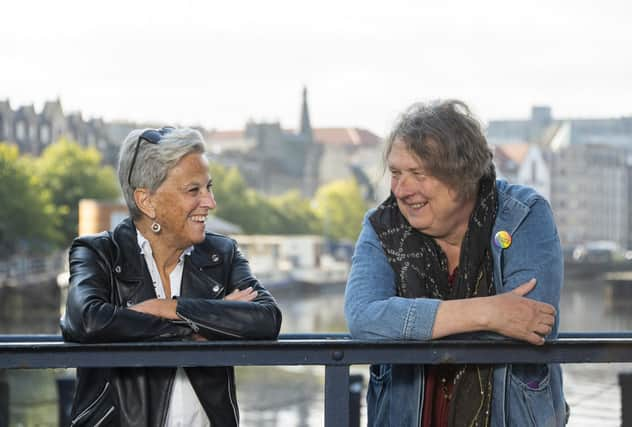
[{"left": 135, "top": 229, "right": 194, "bottom": 260}]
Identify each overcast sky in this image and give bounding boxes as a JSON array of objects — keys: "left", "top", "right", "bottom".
[{"left": 2, "top": 0, "right": 631, "bottom": 136}]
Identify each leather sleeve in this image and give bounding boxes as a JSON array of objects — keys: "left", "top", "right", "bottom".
[
  {"left": 60, "top": 238, "right": 193, "bottom": 343},
  {"left": 175, "top": 241, "right": 282, "bottom": 340}
]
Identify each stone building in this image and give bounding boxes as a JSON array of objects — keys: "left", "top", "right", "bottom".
[
  {"left": 314, "top": 127, "right": 384, "bottom": 201},
  {"left": 13, "top": 104, "right": 39, "bottom": 155},
  {"left": 548, "top": 124, "right": 629, "bottom": 249},
  {"left": 0, "top": 100, "right": 15, "bottom": 142},
  {"left": 487, "top": 107, "right": 632, "bottom": 249},
  {"left": 0, "top": 98, "right": 116, "bottom": 163},
  {"left": 492, "top": 143, "right": 551, "bottom": 201},
  {"left": 487, "top": 106, "right": 555, "bottom": 145},
  {"left": 206, "top": 88, "right": 382, "bottom": 199},
  {"left": 1, "top": 90, "right": 384, "bottom": 201}
]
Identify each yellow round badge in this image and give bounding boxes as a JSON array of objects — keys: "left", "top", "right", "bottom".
[{"left": 494, "top": 230, "right": 512, "bottom": 249}]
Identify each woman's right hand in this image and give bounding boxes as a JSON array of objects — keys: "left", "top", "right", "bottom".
[
  {"left": 486, "top": 279, "right": 556, "bottom": 345},
  {"left": 224, "top": 286, "right": 258, "bottom": 302}
]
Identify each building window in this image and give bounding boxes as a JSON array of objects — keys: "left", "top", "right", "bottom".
[
  {"left": 40, "top": 124, "right": 50, "bottom": 144},
  {"left": 16, "top": 121, "right": 26, "bottom": 140}
]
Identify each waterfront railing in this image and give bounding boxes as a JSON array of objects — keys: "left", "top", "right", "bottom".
[{"left": 2, "top": 332, "right": 632, "bottom": 427}]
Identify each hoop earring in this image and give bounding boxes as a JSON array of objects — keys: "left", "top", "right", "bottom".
[{"left": 151, "top": 221, "right": 161, "bottom": 233}]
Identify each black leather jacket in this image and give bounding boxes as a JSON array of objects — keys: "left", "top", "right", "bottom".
[{"left": 60, "top": 217, "right": 282, "bottom": 427}]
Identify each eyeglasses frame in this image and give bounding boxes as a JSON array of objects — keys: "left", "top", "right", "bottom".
[{"left": 127, "top": 127, "right": 175, "bottom": 186}]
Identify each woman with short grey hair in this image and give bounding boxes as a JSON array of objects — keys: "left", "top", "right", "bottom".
[
  {"left": 62, "top": 127, "right": 281, "bottom": 427},
  {"left": 119, "top": 127, "right": 206, "bottom": 218}
]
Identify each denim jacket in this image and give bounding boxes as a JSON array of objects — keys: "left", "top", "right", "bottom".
[{"left": 344, "top": 180, "right": 567, "bottom": 426}]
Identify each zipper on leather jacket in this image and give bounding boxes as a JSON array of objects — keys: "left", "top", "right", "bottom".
[
  {"left": 94, "top": 406, "right": 115, "bottom": 427},
  {"left": 178, "top": 314, "right": 200, "bottom": 333},
  {"left": 71, "top": 381, "right": 110, "bottom": 426},
  {"left": 176, "top": 312, "right": 245, "bottom": 338}
]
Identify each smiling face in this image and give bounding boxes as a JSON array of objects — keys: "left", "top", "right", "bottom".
[
  {"left": 387, "top": 139, "right": 474, "bottom": 244},
  {"left": 149, "top": 152, "right": 216, "bottom": 250}
]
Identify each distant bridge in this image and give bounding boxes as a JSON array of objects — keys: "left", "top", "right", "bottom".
[{"left": 564, "top": 260, "right": 632, "bottom": 279}]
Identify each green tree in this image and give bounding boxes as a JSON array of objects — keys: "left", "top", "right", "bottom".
[
  {"left": 0, "top": 143, "right": 61, "bottom": 255},
  {"left": 269, "top": 190, "right": 321, "bottom": 234},
  {"left": 209, "top": 163, "right": 279, "bottom": 233},
  {"left": 34, "top": 138, "right": 120, "bottom": 244},
  {"left": 209, "top": 162, "right": 260, "bottom": 232},
  {"left": 209, "top": 163, "right": 321, "bottom": 235},
  {"left": 313, "top": 178, "right": 367, "bottom": 241}
]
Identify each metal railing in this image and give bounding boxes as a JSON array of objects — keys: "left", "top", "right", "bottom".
[{"left": 2, "top": 332, "right": 632, "bottom": 427}]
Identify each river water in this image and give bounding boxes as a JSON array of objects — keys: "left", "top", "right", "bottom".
[{"left": 0, "top": 277, "right": 630, "bottom": 426}]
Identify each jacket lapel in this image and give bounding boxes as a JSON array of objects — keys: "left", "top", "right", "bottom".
[
  {"left": 491, "top": 181, "right": 530, "bottom": 293},
  {"left": 182, "top": 240, "right": 226, "bottom": 299},
  {"left": 111, "top": 218, "right": 156, "bottom": 304}
]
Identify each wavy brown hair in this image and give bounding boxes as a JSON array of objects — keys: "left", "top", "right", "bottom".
[{"left": 384, "top": 99, "right": 493, "bottom": 201}]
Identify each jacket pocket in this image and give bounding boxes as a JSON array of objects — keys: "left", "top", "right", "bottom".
[
  {"left": 71, "top": 381, "right": 117, "bottom": 427},
  {"left": 367, "top": 364, "right": 391, "bottom": 427},
  {"left": 507, "top": 364, "right": 556, "bottom": 427}
]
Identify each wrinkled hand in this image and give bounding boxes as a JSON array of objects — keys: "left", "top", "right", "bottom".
[
  {"left": 128, "top": 298, "right": 179, "bottom": 320},
  {"left": 224, "top": 287, "right": 258, "bottom": 302},
  {"left": 487, "top": 279, "right": 556, "bottom": 345}
]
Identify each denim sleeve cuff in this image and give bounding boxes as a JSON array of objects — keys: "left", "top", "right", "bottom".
[{"left": 402, "top": 298, "right": 441, "bottom": 340}]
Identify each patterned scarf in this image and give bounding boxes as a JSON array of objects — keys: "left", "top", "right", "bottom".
[{"left": 369, "top": 172, "right": 498, "bottom": 427}]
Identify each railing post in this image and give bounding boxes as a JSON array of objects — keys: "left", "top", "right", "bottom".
[
  {"left": 57, "top": 374, "right": 75, "bottom": 427},
  {"left": 349, "top": 374, "right": 363, "bottom": 427},
  {"left": 620, "top": 372, "right": 632, "bottom": 427},
  {"left": 325, "top": 365, "right": 349, "bottom": 427},
  {"left": 0, "top": 369, "right": 8, "bottom": 427}
]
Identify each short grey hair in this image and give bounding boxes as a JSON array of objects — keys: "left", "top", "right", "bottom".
[
  {"left": 384, "top": 99, "right": 493, "bottom": 201},
  {"left": 117, "top": 127, "right": 206, "bottom": 218}
]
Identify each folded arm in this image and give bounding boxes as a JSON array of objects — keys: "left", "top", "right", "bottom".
[
  {"left": 432, "top": 279, "right": 555, "bottom": 345},
  {"left": 344, "top": 211, "right": 558, "bottom": 345},
  {"left": 344, "top": 217, "right": 441, "bottom": 341},
  {"left": 173, "top": 242, "right": 282, "bottom": 340},
  {"left": 61, "top": 241, "right": 192, "bottom": 343}
]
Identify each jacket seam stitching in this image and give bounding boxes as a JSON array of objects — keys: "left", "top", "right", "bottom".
[{"left": 403, "top": 302, "right": 416, "bottom": 339}]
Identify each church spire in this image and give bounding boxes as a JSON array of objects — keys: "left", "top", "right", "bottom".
[{"left": 299, "top": 86, "right": 312, "bottom": 137}]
